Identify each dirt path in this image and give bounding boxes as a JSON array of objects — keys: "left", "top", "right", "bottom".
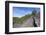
[
  {"left": 21, "top": 17, "right": 34, "bottom": 27},
  {"left": 13, "top": 17, "right": 40, "bottom": 28}
]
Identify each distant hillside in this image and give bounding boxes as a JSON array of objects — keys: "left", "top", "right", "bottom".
[{"left": 13, "top": 13, "right": 32, "bottom": 24}]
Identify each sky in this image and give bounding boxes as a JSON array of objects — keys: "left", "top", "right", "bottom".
[{"left": 13, "top": 7, "right": 40, "bottom": 18}]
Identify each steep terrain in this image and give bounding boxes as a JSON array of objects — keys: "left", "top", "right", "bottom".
[{"left": 13, "top": 12, "right": 40, "bottom": 28}]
